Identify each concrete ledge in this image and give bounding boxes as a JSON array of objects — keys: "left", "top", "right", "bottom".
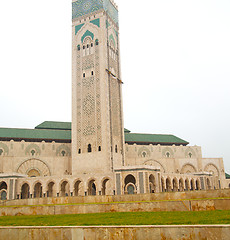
[{"left": 0, "top": 225, "right": 229, "bottom": 240}]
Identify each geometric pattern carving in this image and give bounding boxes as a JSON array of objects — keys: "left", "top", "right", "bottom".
[
  {"left": 181, "top": 163, "right": 197, "bottom": 174},
  {"left": 185, "top": 147, "right": 196, "bottom": 158},
  {"left": 138, "top": 147, "right": 150, "bottom": 158},
  {"left": 162, "top": 147, "right": 174, "bottom": 158},
  {"left": 17, "top": 159, "right": 51, "bottom": 177},
  {"left": 144, "top": 160, "right": 166, "bottom": 173},
  {"left": 0, "top": 142, "right": 9, "bottom": 156},
  {"left": 25, "top": 144, "right": 41, "bottom": 156},
  {"left": 56, "top": 144, "right": 71, "bottom": 157},
  {"left": 204, "top": 163, "right": 219, "bottom": 176}
]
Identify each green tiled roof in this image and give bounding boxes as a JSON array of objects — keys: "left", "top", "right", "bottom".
[
  {"left": 225, "top": 173, "right": 230, "bottom": 179},
  {"left": 124, "top": 133, "right": 189, "bottom": 145},
  {"left": 0, "top": 121, "right": 189, "bottom": 145},
  {"left": 124, "top": 128, "right": 131, "bottom": 133},
  {"left": 0, "top": 127, "right": 71, "bottom": 142},
  {"left": 35, "top": 121, "right": 71, "bottom": 130}
]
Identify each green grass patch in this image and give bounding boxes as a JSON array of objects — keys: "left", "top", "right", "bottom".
[{"left": 0, "top": 210, "right": 229, "bottom": 226}]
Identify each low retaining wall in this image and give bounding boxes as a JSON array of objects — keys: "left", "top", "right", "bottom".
[
  {"left": 1, "top": 189, "right": 230, "bottom": 207},
  {"left": 0, "top": 198, "right": 229, "bottom": 216},
  {"left": 0, "top": 225, "right": 229, "bottom": 240}
]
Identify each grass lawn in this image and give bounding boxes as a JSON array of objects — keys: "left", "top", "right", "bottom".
[{"left": 0, "top": 210, "right": 229, "bottom": 226}]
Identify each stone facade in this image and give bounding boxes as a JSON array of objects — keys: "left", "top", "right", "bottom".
[{"left": 0, "top": 0, "right": 229, "bottom": 201}]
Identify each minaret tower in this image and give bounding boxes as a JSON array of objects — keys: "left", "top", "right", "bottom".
[{"left": 72, "top": 0, "right": 124, "bottom": 175}]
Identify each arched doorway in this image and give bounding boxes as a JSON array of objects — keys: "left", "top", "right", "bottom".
[
  {"left": 190, "top": 179, "right": 195, "bottom": 191},
  {"left": 127, "top": 185, "right": 135, "bottom": 194},
  {"left": 149, "top": 175, "right": 156, "bottom": 193},
  {"left": 179, "top": 178, "right": 184, "bottom": 192},
  {"left": 0, "top": 190, "right": 7, "bottom": 200},
  {"left": 185, "top": 179, "right": 190, "bottom": 191},
  {"left": 88, "top": 179, "right": 96, "bottom": 196},
  {"left": 60, "top": 181, "right": 70, "bottom": 197},
  {"left": 47, "top": 182, "right": 55, "bottom": 197},
  {"left": 161, "top": 178, "right": 165, "bottom": 192},
  {"left": 195, "top": 179, "right": 200, "bottom": 190},
  {"left": 206, "top": 178, "right": 211, "bottom": 190},
  {"left": 21, "top": 183, "right": 30, "bottom": 199},
  {"left": 34, "top": 182, "right": 42, "bottom": 198},
  {"left": 74, "top": 180, "right": 83, "bottom": 196},
  {"left": 172, "top": 178, "right": 178, "bottom": 192},
  {"left": 124, "top": 174, "right": 136, "bottom": 195},
  {"left": 166, "top": 178, "right": 172, "bottom": 192},
  {"left": 101, "top": 178, "right": 110, "bottom": 196}
]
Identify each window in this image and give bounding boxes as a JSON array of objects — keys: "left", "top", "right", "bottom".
[
  {"left": 188, "top": 152, "right": 192, "bottom": 158},
  {"left": 166, "top": 152, "right": 170, "bottom": 158},
  {"left": 0, "top": 149, "right": 3, "bottom": 156},
  {"left": 78, "top": 149, "right": 81, "bottom": 154},
  {"left": 115, "top": 145, "right": 118, "bottom": 153},
  {"left": 98, "top": 146, "right": 101, "bottom": 152},
  {"left": 61, "top": 150, "right": 66, "bottom": 157},
  {"left": 91, "top": 71, "right": 94, "bottom": 76},
  {"left": 91, "top": 43, "right": 93, "bottom": 47},
  {"left": 87, "top": 44, "right": 89, "bottom": 48},
  {"left": 83, "top": 73, "right": 86, "bottom": 78},
  {"left": 88, "top": 144, "right": 92, "bottom": 153},
  {"left": 77, "top": 45, "right": 80, "bottom": 51},
  {"left": 142, "top": 151, "right": 147, "bottom": 158},
  {"left": 83, "top": 46, "right": 85, "bottom": 49},
  {"left": 31, "top": 150, "right": 36, "bottom": 156},
  {"left": 95, "top": 39, "right": 99, "bottom": 45}
]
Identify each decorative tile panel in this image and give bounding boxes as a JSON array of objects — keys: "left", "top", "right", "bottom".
[
  {"left": 72, "top": 0, "right": 119, "bottom": 25},
  {"left": 75, "top": 23, "right": 85, "bottom": 35},
  {"left": 90, "top": 18, "right": 100, "bottom": 28}
]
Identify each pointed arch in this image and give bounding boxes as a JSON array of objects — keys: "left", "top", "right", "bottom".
[
  {"left": 204, "top": 163, "right": 219, "bottom": 176},
  {"left": 109, "top": 34, "right": 116, "bottom": 48},
  {"left": 81, "top": 30, "right": 94, "bottom": 43},
  {"left": 181, "top": 163, "right": 197, "bottom": 174},
  {"left": 144, "top": 160, "right": 166, "bottom": 173},
  {"left": 88, "top": 178, "right": 97, "bottom": 196}
]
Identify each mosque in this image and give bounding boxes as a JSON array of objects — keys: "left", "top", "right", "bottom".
[{"left": 0, "top": 0, "right": 229, "bottom": 201}]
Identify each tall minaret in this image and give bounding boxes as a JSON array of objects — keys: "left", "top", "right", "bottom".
[{"left": 72, "top": 0, "right": 124, "bottom": 175}]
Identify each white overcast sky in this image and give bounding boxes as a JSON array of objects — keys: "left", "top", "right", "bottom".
[{"left": 0, "top": 1, "right": 230, "bottom": 173}]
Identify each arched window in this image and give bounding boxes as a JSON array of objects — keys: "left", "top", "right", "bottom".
[
  {"left": 31, "top": 150, "right": 36, "bottom": 156},
  {"left": 98, "top": 146, "right": 101, "bottom": 152},
  {"left": 142, "top": 151, "right": 147, "bottom": 158},
  {"left": 188, "top": 152, "right": 192, "bottom": 158},
  {"left": 115, "top": 145, "right": 118, "bottom": 153},
  {"left": 61, "top": 150, "right": 66, "bottom": 157},
  {"left": 166, "top": 152, "right": 170, "bottom": 158},
  {"left": 78, "top": 149, "right": 81, "bottom": 154},
  {"left": 95, "top": 39, "right": 99, "bottom": 45},
  {"left": 88, "top": 144, "right": 92, "bottom": 153}
]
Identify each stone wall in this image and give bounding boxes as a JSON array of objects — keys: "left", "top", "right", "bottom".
[
  {"left": 0, "top": 225, "right": 229, "bottom": 240},
  {"left": 0, "top": 196, "right": 229, "bottom": 217},
  {"left": 1, "top": 189, "right": 229, "bottom": 207}
]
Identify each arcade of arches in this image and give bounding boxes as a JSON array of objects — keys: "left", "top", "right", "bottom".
[{"left": 0, "top": 171, "right": 221, "bottom": 201}]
